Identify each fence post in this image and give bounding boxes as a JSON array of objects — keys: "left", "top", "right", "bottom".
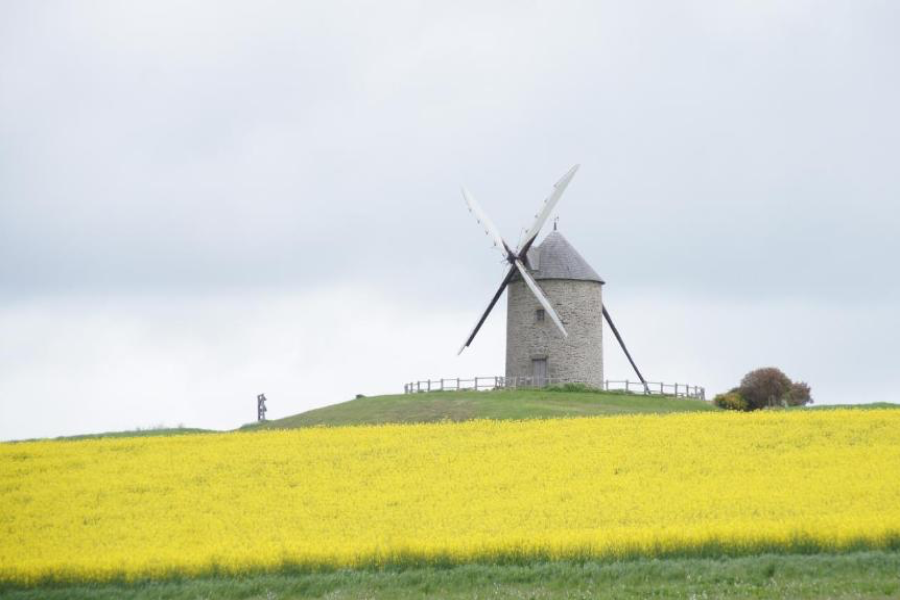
[{"left": 405, "top": 377, "right": 704, "bottom": 398}]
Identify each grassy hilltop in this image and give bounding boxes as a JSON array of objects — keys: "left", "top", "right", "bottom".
[
  {"left": 245, "top": 387, "right": 716, "bottom": 430},
  {"left": 39, "top": 386, "right": 900, "bottom": 442},
  {"left": 32, "top": 388, "right": 713, "bottom": 442}
]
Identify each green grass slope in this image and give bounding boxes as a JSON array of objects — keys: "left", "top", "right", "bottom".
[
  {"left": 5, "top": 551, "right": 899, "bottom": 600},
  {"left": 245, "top": 388, "right": 717, "bottom": 430},
  {"left": 788, "top": 402, "right": 900, "bottom": 411},
  {"left": 7, "top": 427, "right": 213, "bottom": 443}
]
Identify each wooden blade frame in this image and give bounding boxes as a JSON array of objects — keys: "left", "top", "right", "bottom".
[
  {"left": 458, "top": 266, "right": 517, "bottom": 355},
  {"left": 602, "top": 305, "right": 649, "bottom": 392}
]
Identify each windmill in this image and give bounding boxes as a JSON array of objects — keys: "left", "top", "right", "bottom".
[{"left": 458, "top": 165, "right": 649, "bottom": 390}]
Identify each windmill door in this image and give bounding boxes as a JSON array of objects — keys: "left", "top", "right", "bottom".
[{"left": 532, "top": 358, "right": 547, "bottom": 387}]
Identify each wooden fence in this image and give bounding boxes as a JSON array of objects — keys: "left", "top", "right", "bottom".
[{"left": 403, "top": 376, "right": 706, "bottom": 400}]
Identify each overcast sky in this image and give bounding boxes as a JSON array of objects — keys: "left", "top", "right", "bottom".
[{"left": 2, "top": 1, "right": 899, "bottom": 440}]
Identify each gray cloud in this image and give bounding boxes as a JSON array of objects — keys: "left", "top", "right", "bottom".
[{"left": 1, "top": 1, "right": 899, "bottom": 438}]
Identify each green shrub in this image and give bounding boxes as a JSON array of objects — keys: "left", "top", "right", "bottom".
[{"left": 714, "top": 392, "right": 749, "bottom": 411}]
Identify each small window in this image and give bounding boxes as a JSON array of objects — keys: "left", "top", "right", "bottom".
[{"left": 535, "top": 309, "right": 545, "bottom": 322}]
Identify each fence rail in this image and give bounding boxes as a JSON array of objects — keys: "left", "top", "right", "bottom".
[{"left": 403, "top": 376, "right": 705, "bottom": 400}]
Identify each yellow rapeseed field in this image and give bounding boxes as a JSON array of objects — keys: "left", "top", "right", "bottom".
[{"left": 1, "top": 409, "right": 900, "bottom": 584}]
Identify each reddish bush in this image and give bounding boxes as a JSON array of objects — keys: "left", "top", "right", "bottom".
[
  {"left": 785, "top": 381, "right": 813, "bottom": 406},
  {"left": 729, "top": 368, "right": 813, "bottom": 410},
  {"left": 739, "top": 368, "right": 793, "bottom": 410}
]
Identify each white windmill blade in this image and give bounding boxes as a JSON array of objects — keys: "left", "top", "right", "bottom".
[
  {"left": 516, "top": 164, "right": 580, "bottom": 254},
  {"left": 514, "top": 259, "right": 568, "bottom": 338},
  {"left": 515, "top": 227, "right": 527, "bottom": 253},
  {"left": 461, "top": 186, "right": 512, "bottom": 257}
]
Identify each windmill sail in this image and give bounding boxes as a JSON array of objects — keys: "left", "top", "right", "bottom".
[
  {"left": 458, "top": 165, "right": 579, "bottom": 354},
  {"left": 516, "top": 164, "right": 579, "bottom": 257},
  {"left": 462, "top": 186, "right": 512, "bottom": 258}
]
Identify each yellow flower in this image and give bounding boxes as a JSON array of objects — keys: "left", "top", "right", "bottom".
[{"left": 1, "top": 409, "right": 899, "bottom": 584}]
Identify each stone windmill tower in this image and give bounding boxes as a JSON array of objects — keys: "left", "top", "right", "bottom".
[
  {"left": 458, "top": 165, "right": 647, "bottom": 389},
  {"left": 506, "top": 227, "right": 605, "bottom": 387}
]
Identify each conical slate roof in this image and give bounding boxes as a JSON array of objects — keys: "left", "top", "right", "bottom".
[{"left": 521, "top": 231, "right": 604, "bottom": 283}]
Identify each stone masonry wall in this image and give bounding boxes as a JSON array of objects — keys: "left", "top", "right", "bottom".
[{"left": 505, "top": 279, "right": 604, "bottom": 387}]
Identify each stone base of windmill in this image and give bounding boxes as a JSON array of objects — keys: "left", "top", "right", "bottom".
[{"left": 505, "top": 278, "right": 604, "bottom": 389}]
